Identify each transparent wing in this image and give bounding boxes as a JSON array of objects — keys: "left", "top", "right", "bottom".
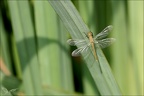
[
  {"left": 67, "top": 39, "right": 87, "bottom": 47},
  {"left": 96, "top": 38, "right": 116, "bottom": 48},
  {"left": 72, "top": 44, "right": 90, "bottom": 56},
  {"left": 94, "top": 25, "right": 113, "bottom": 40}
]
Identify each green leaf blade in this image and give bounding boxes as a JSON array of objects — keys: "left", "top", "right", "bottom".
[{"left": 48, "top": 0, "right": 122, "bottom": 95}]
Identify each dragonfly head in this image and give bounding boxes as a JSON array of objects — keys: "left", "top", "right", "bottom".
[{"left": 87, "top": 32, "right": 93, "bottom": 37}]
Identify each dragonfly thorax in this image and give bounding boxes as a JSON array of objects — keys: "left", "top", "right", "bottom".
[
  {"left": 87, "top": 32, "right": 93, "bottom": 37},
  {"left": 87, "top": 32, "right": 94, "bottom": 43}
]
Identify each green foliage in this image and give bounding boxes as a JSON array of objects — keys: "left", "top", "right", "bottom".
[{"left": 0, "top": 0, "right": 143, "bottom": 95}]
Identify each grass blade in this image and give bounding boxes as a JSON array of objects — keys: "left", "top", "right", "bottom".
[
  {"left": 48, "top": 0, "right": 121, "bottom": 95},
  {"left": 8, "top": 0, "right": 42, "bottom": 95},
  {"left": 128, "top": 1, "right": 143, "bottom": 95},
  {"left": 34, "top": 1, "right": 74, "bottom": 92}
]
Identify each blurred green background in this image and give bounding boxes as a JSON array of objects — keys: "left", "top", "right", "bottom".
[{"left": 0, "top": 0, "right": 143, "bottom": 95}]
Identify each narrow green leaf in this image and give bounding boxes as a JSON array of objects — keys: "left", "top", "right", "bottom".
[
  {"left": 48, "top": 0, "right": 121, "bottom": 95},
  {"left": 128, "top": 1, "right": 143, "bottom": 95},
  {"left": 0, "top": 11, "right": 12, "bottom": 72},
  {"left": 57, "top": 20, "right": 74, "bottom": 91},
  {"left": 34, "top": 0, "right": 52, "bottom": 88},
  {"left": 111, "top": 1, "right": 143, "bottom": 95},
  {"left": 8, "top": 0, "right": 42, "bottom": 95},
  {"left": 111, "top": 1, "right": 130, "bottom": 95},
  {"left": 34, "top": 0, "right": 74, "bottom": 92}
]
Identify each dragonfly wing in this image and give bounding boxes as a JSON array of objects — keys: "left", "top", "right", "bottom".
[
  {"left": 97, "top": 38, "right": 116, "bottom": 48},
  {"left": 67, "top": 39, "right": 87, "bottom": 47},
  {"left": 94, "top": 25, "right": 113, "bottom": 40},
  {"left": 72, "top": 44, "right": 90, "bottom": 56}
]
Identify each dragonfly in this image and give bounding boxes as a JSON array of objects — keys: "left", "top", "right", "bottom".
[{"left": 67, "top": 25, "right": 116, "bottom": 61}]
